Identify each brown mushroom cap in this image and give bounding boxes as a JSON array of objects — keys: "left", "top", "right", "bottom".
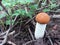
[{"left": 35, "top": 12, "right": 50, "bottom": 24}]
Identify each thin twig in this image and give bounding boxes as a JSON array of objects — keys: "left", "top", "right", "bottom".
[
  {"left": 0, "top": 2, "right": 9, "bottom": 15},
  {"left": 47, "top": 36, "right": 53, "bottom": 45},
  {"left": 36, "top": 6, "right": 48, "bottom": 11},
  {"left": 8, "top": 41, "right": 16, "bottom": 45},
  {"left": 13, "top": 33, "right": 20, "bottom": 38},
  {"left": 55, "top": 40, "right": 60, "bottom": 45},
  {"left": 23, "top": 40, "right": 36, "bottom": 45},
  {"left": 14, "top": 16, "right": 18, "bottom": 22},
  {"left": 28, "top": 26, "right": 35, "bottom": 40},
  {"left": 25, "top": 6, "right": 28, "bottom": 14},
  {"left": 24, "top": 16, "right": 35, "bottom": 26},
  {"left": 46, "top": 31, "right": 53, "bottom": 45},
  {"left": 51, "top": 15, "right": 60, "bottom": 18},
  {"left": 0, "top": 23, "right": 17, "bottom": 45},
  {"left": 8, "top": 31, "right": 15, "bottom": 36},
  {"left": 10, "top": 15, "right": 13, "bottom": 28},
  {"left": 0, "top": 15, "right": 18, "bottom": 45}
]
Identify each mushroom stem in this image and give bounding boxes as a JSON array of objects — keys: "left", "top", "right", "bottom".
[{"left": 35, "top": 22, "right": 47, "bottom": 39}]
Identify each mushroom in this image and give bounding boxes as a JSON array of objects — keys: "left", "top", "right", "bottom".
[{"left": 35, "top": 12, "right": 50, "bottom": 39}]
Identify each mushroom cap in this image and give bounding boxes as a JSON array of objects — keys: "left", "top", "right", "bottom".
[{"left": 35, "top": 12, "right": 50, "bottom": 24}]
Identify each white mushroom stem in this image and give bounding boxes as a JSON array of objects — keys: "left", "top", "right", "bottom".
[{"left": 35, "top": 22, "right": 47, "bottom": 39}]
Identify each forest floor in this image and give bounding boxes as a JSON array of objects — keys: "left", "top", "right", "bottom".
[{"left": 3, "top": 12, "right": 60, "bottom": 45}]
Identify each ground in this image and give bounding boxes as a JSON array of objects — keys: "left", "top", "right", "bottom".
[{"left": 3, "top": 14, "right": 60, "bottom": 45}]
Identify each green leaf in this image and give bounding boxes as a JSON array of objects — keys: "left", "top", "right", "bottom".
[
  {"left": 0, "top": 12, "right": 6, "bottom": 19},
  {"left": 51, "top": 0, "right": 56, "bottom": 3},
  {"left": 12, "top": 9, "right": 20, "bottom": 16},
  {"left": 41, "top": 3, "right": 46, "bottom": 6},
  {"left": 18, "top": 0, "right": 34, "bottom": 4},
  {"left": 0, "top": 14, "right": 6, "bottom": 19},
  {"left": 8, "top": 8, "right": 12, "bottom": 15},
  {"left": 3, "top": 3, "right": 11, "bottom": 8},
  {"left": 26, "top": 10, "right": 33, "bottom": 18},
  {"left": 19, "top": 0, "right": 26, "bottom": 4},
  {"left": 2, "top": 0, "right": 16, "bottom": 8},
  {"left": 6, "top": 20, "right": 14, "bottom": 25},
  {"left": 50, "top": 4, "right": 58, "bottom": 9},
  {"left": 0, "top": 6, "right": 3, "bottom": 11},
  {"left": 12, "top": 9, "right": 26, "bottom": 16},
  {"left": 43, "top": 8, "right": 50, "bottom": 12},
  {"left": 29, "top": 4, "right": 38, "bottom": 10},
  {"left": 26, "top": 13, "right": 32, "bottom": 18},
  {"left": 25, "top": 0, "right": 34, "bottom": 3},
  {"left": 12, "top": 13, "right": 20, "bottom": 16},
  {"left": 20, "top": 9, "right": 26, "bottom": 15}
]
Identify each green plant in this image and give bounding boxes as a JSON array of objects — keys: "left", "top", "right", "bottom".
[
  {"left": 0, "top": 0, "right": 37, "bottom": 26},
  {"left": 0, "top": 0, "right": 58, "bottom": 26},
  {"left": 38, "top": 0, "right": 59, "bottom": 12}
]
